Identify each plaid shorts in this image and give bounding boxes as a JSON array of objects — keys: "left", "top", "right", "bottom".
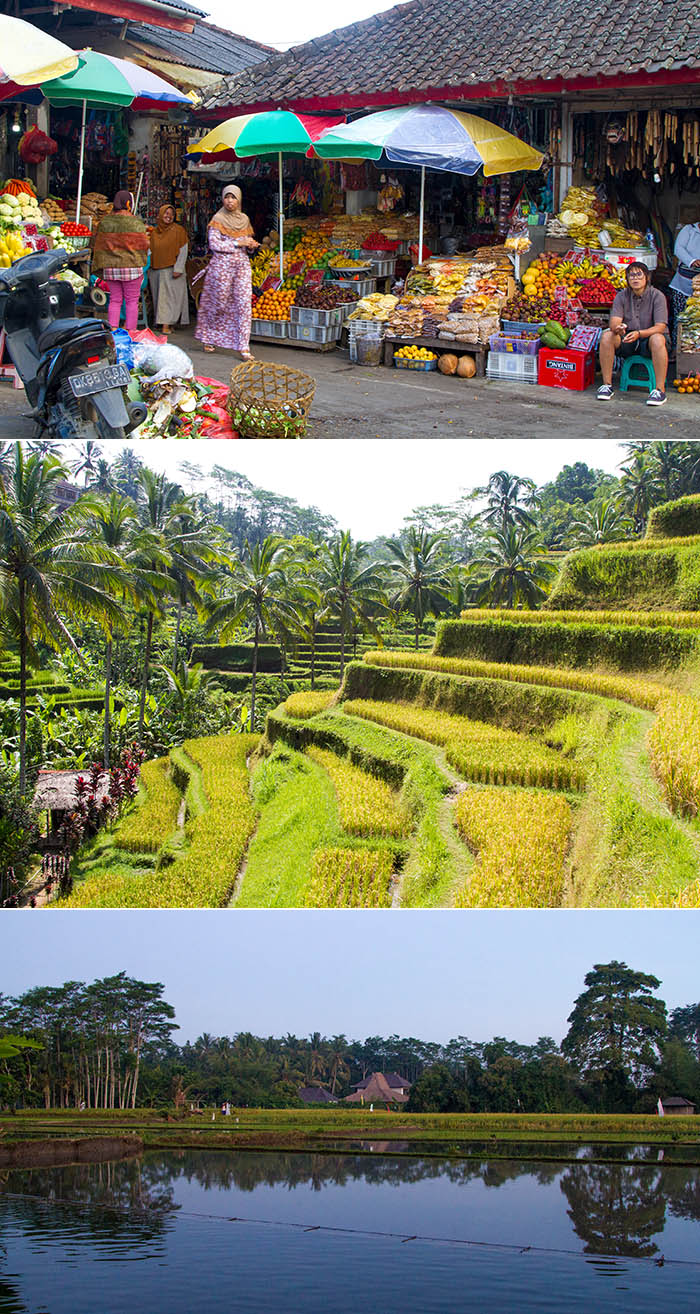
[{"left": 102, "top": 267, "right": 143, "bottom": 281}]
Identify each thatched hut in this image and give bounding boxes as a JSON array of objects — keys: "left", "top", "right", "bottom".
[{"left": 32, "top": 769, "right": 109, "bottom": 846}]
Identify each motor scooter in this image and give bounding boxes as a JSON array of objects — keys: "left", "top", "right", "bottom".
[{"left": 0, "top": 247, "right": 147, "bottom": 439}]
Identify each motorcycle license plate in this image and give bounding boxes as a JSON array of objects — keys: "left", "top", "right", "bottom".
[{"left": 68, "top": 363, "right": 130, "bottom": 398}]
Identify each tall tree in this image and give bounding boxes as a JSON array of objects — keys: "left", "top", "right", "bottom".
[
  {"left": 469, "top": 526, "right": 555, "bottom": 609},
  {"left": 385, "top": 527, "right": 452, "bottom": 648},
  {"left": 317, "top": 531, "right": 387, "bottom": 679},
  {"left": 562, "top": 961, "right": 667, "bottom": 1107},
  {"left": 0, "top": 448, "right": 124, "bottom": 792},
  {"left": 473, "top": 470, "right": 537, "bottom": 536},
  {"left": 207, "top": 536, "right": 301, "bottom": 729}
]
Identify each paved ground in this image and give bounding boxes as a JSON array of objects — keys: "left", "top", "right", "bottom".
[{"left": 1, "top": 327, "right": 698, "bottom": 441}]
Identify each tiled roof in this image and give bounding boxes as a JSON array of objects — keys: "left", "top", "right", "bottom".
[
  {"left": 128, "top": 18, "right": 272, "bottom": 73},
  {"left": 203, "top": 0, "right": 700, "bottom": 112}
]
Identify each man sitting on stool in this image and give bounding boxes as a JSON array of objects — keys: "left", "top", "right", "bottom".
[{"left": 597, "top": 262, "right": 669, "bottom": 407}]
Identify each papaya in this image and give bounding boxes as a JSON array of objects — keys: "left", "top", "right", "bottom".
[{"left": 545, "top": 320, "right": 567, "bottom": 342}]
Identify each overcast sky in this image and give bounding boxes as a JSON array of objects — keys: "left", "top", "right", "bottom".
[
  {"left": 200, "top": 0, "right": 400, "bottom": 51},
  {"left": 103, "top": 439, "right": 626, "bottom": 539},
  {"left": 2, "top": 912, "right": 697, "bottom": 1045}
]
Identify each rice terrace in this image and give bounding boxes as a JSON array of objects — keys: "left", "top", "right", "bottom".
[
  {"left": 54, "top": 500, "right": 700, "bottom": 909},
  {"left": 4, "top": 443, "right": 700, "bottom": 909}
]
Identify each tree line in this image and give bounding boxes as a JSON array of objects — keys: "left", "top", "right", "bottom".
[{"left": 2, "top": 962, "right": 698, "bottom": 1115}]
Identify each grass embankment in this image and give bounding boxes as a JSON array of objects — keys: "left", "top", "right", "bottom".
[
  {"left": 57, "top": 734, "right": 259, "bottom": 909},
  {"left": 267, "top": 706, "right": 461, "bottom": 906},
  {"left": 3, "top": 1109, "right": 699, "bottom": 1157}
]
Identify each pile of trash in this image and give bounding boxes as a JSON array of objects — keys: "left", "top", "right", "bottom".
[{"left": 112, "top": 329, "right": 236, "bottom": 438}]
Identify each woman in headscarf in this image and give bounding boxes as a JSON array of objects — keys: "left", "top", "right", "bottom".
[
  {"left": 194, "top": 184, "right": 259, "bottom": 358},
  {"left": 149, "top": 203, "right": 189, "bottom": 335},
  {"left": 92, "top": 190, "right": 149, "bottom": 336}
]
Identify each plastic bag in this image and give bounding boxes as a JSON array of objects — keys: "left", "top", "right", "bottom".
[
  {"left": 132, "top": 340, "right": 194, "bottom": 382},
  {"left": 110, "top": 327, "right": 134, "bottom": 369}
]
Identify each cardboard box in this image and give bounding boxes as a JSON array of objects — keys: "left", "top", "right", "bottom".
[{"left": 538, "top": 348, "right": 596, "bottom": 391}]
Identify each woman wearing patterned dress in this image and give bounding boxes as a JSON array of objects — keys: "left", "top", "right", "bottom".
[{"left": 194, "top": 185, "right": 259, "bottom": 357}]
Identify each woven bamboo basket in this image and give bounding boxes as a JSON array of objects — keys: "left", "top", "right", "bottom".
[{"left": 227, "top": 360, "right": 316, "bottom": 438}]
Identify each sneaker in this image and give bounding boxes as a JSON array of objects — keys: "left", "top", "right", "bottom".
[
  {"left": 646, "top": 389, "right": 667, "bottom": 406},
  {"left": 597, "top": 383, "right": 614, "bottom": 400}
]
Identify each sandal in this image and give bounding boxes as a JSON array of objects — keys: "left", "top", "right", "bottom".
[
  {"left": 240, "top": 351, "right": 255, "bottom": 362},
  {"left": 203, "top": 344, "right": 216, "bottom": 353}
]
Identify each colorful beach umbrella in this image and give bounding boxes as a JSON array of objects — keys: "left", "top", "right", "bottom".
[
  {"left": 29, "top": 51, "right": 193, "bottom": 223},
  {"left": 188, "top": 110, "right": 345, "bottom": 275},
  {"left": 316, "top": 105, "right": 544, "bottom": 257},
  {"left": 0, "top": 16, "right": 80, "bottom": 89}
]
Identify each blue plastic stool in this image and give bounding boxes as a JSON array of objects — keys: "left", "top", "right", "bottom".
[{"left": 619, "top": 354, "right": 655, "bottom": 394}]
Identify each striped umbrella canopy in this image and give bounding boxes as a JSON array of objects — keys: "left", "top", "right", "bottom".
[
  {"left": 188, "top": 110, "right": 345, "bottom": 274},
  {"left": 0, "top": 16, "right": 80, "bottom": 91},
  {"left": 2, "top": 51, "right": 194, "bottom": 223},
  {"left": 316, "top": 105, "right": 544, "bottom": 255}
]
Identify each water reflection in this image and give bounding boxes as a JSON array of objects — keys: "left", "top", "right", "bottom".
[{"left": 3, "top": 1148, "right": 700, "bottom": 1261}]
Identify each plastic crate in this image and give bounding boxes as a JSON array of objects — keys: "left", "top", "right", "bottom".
[
  {"left": 332, "top": 277, "right": 377, "bottom": 297},
  {"left": 538, "top": 347, "right": 595, "bottom": 391},
  {"left": 599, "top": 246, "right": 657, "bottom": 271},
  {"left": 287, "top": 321, "right": 342, "bottom": 344},
  {"left": 290, "top": 305, "right": 345, "bottom": 328},
  {"left": 486, "top": 351, "right": 539, "bottom": 383},
  {"left": 501, "top": 319, "right": 547, "bottom": 334},
  {"left": 250, "top": 318, "right": 288, "bottom": 338},
  {"left": 488, "top": 334, "right": 540, "bottom": 356},
  {"left": 367, "top": 256, "right": 397, "bottom": 277},
  {"left": 394, "top": 354, "right": 437, "bottom": 371}
]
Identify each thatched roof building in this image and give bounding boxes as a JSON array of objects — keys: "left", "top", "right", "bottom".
[
  {"left": 344, "top": 1072, "right": 411, "bottom": 1105},
  {"left": 33, "top": 770, "right": 109, "bottom": 815}
]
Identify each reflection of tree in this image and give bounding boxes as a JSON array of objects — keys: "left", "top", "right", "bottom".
[
  {"left": 4, "top": 1156, "right": 178, "bottom": 1241},
  {"left": 0, "top": 1274, "right": 29, "bottom": 1314},
  {"left": 560, "top": 1163, "right": 665, "bottom": 1257},
  {"left": 665, "top": 1167, "right": 700, "bottom": 1223}
]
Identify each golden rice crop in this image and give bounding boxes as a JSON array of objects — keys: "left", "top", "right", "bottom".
[
  {"left": 284, "top": 690, "right": 337, "bottom": 719},
  {"left": 459, "top": 608, "right": 700, "bottom": 629},
  {"left": 342, "top": 698, "right": 584, "bottom": 792},
  {"left": 453, "top": 787, "right": 572, "bottom": 907},
  {"left": 306, "top": 745, "right": 411, "bottom": 837},
  {"left": 304, "top": 846, "right": 394, "bottom": 908},
  {"left": 363, "top": 649, "right": 666, "bottom": 712},
  {"left": 114, "top": 758, "right": 181, "bottom": 854},
  {"left": 58, "top": 734, "right": 260, "bottom": 908},
  {"left": 647, "top": 692, "right": 700, "bottom": 818}
]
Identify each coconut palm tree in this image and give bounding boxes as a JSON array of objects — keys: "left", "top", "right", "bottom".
[
  {"left": 473, "top": 470, "right": 538, "bottom": 536},
  {"left": 0, "top": 447, "right": 125, "bottom": 793},
  {"left": 317, "top": 531, "right": 388, "bottom": 680},
  {"left": 136, "top": 470, "right": 219, "bottom": 740},
  {"left": 469, "top": 526, "right": 556, "bottom": 610},
  {"left": 385, "top": 527, "right": 452, "bottom": 648},
  {"left": 618, "top": 451, "right": 660, "bottom": 533},
  {"left": 206, "top": 536, "right": 302, "bottom": 729},
  {"left": 568, "top": 498, "right": 633, "bottom": 547},
  {"left": 84, "top": 492, "right": 166, "bottom": 767}
]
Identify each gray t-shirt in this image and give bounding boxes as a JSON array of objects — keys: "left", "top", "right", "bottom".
[{"left": 611, "top": 285, "right": 668, "bottom": 334}]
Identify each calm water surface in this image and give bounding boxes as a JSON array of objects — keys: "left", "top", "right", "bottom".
[{"left": 1, "top": 1149, "right": 699, "bottom": 1312}]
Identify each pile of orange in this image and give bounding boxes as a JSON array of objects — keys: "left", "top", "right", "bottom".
[
  {"left": 522, "top": 253, "right": 579, "bottom": 300},
  {"left": 252, "top": 287, "right": 296, "bottom": 321},
  {"left": 673, "top": 374, "right": 700, "bottom": 394}
]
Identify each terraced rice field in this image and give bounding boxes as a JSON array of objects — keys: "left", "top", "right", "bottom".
[{"left": 55, "top": 606, "right": 700, "bottom": 910}]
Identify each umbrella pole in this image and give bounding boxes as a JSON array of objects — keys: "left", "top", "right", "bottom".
[
  {"left": 278, "top": 151, "right": 284, "bottom": 279},
  {"left": 418, "top": 165, "right": 425, "bottom": 262},
  {"left": 75, "top": 98, "right": 87, "bottom": 226}
]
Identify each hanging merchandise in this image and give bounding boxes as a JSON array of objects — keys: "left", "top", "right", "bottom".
[
  {"left": 113, "top": 112, "right": 128, "bottom": 157},
  {"left": 290, "top": 179, "right": 315, "bottom": 207},
  {"left": 378, "top": 176, "right": 404, "bottom": 212},
  {"left": 18, "top": 124, "right": 57, "bottom": 162}
]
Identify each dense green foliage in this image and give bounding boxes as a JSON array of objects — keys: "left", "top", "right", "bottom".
[{"left": 2, "top": 962, "right": 698, "bottom": 1116}]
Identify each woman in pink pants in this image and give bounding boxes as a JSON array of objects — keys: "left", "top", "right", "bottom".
[{"left": 92, "top": 190, "right": 149, "bottom": 336}]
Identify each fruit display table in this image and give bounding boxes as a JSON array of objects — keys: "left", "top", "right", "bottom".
[{"left": 383, "top": 335, "right": 487, "bottom": 376}]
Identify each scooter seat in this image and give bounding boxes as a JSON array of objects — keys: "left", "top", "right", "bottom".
[{"left": 37, "top": 317, "right": 106, "bottom": 353}]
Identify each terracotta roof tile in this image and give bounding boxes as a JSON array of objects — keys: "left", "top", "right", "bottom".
[{"left": 203, "top": 0, "right": 700, "bottom": 112}]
